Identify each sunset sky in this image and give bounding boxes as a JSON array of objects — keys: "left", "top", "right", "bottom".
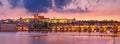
[{"left": 0, "top": 0, "right": 120, "bottom": 21}]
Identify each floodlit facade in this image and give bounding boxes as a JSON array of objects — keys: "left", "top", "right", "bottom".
[{"left": 49, "top": 19, "right": 73, "bottom": 23}]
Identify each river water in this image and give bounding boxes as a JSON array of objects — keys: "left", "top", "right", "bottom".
[{"left": 0, "top": 32, "right": 120, "bottom": 44}]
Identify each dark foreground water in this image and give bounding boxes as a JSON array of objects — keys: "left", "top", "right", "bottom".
[{"left": 0, "top": 32, "right": 120, "bottom": 44}]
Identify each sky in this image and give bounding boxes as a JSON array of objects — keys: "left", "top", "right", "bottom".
[{"left": 0, "top": 0, "right": 120, "bottom": 21}]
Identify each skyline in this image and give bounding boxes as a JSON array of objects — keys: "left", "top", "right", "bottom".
[{"left": 0, "top": 0, "right": 120, "bottom": 21}]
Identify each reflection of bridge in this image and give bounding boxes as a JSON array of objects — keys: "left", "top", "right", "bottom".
[{"left": 49, "top": 25, "right": 120, "bottom": 32}]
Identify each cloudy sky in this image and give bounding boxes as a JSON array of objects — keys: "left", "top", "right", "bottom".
[{"left": 0, "top": 0, "right": 120, "bottom": 21}]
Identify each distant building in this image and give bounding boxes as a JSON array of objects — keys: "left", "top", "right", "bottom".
[
  {"left": 34, "top": 14, "right": 73, "bottom": 23},
  {"left": 49, "top": 19, "right": 73, "bottom": 23},
  {"left": 0, "top": 19, "right": 17, "bottom": 24},
  {"left": 23, "top": 18, "right": 34, "bottom": 23},
  {"left": 16, "top": 17, "right": 30, "bottom": 31},
  {"left": 34, "top": 14, "right": 50, "bottom": 22}
]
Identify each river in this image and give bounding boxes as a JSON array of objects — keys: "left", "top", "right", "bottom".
[{"left": 0, "top": 32, "right": 120, "bottom": 44}]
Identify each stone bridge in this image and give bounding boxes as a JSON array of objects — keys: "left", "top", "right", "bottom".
[{"left": 50, "top": 25, "right": 120, "bottom": 32}]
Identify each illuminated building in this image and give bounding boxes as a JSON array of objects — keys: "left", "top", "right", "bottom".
[
  {"left": 34, "top": 14, "right": 73, "bottom": 23},
  {"left": 34, "top": 14, "right": 50, "bottom": 22},
  {"left": 2, "top": 19, "right": 16, "bottom": 24},
  {"left": 49, "top": 19, "right": 73, "bottom": 23},
  {"left": 34, "top": 14, "right": 39, "bottom": 20},
  {"left": 23, "top": 18, "right": 34, "bottom": 23},
  {"left": 16, "top": 17, "right": 30, "bottom": 31}
]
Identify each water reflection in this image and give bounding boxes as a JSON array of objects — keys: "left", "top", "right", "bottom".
[
  {"left": 30, "top": 36, "right": 47, "bottom": 44},
  {"left": 0, "top": 32, "right": 120, "bottom": 44}
]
